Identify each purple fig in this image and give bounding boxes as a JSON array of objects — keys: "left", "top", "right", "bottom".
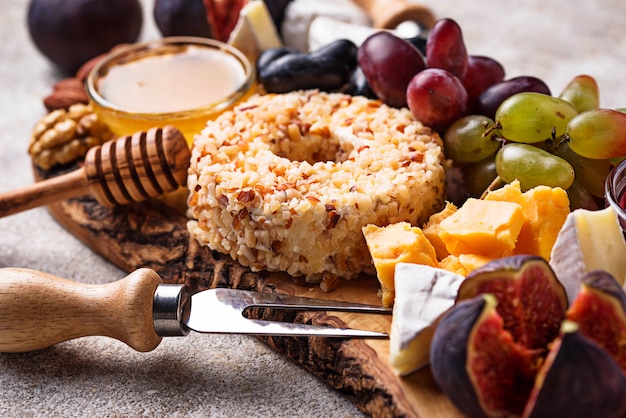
[
  {"left": 522, "top": 321, "right": 626, "bottom": 418},
  {"left": 431, "top": 294, "right": 539, "bottom": 417},
  {"left": 27, "top": 0, "right": 143, "bottom": 75},
  {"left": 566, "top": 270, "right": 626, "bottom": 374},
  {"left": 457, "top": 255, "right": 568, "bottom": 349},
  {"left": 153, "top": 0, "right": 212, "bottom": 38}
]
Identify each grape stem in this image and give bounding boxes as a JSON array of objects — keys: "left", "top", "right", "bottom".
[
  {"left": 479, "top": 175, "right": 505, "bottom": 199},
  {"left": 482, "top": 121, "right": 501, "bottom": 137}
]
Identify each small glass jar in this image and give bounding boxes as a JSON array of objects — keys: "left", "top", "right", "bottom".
[
  {"left": 85, "top": 37, "right": 256, "bottom": 146},
  {"left": 605, "top": 158, "right": 626, "bottom": 232}
]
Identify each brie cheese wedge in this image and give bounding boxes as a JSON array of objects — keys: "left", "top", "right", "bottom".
[
  {"left": 389, "top": 263, "right": 464, "bottom": 375},
  {"left": 549, "top": 206, "right": 626, "bottom": 303},
  {"left": 228, "top": 0, "right": 282, "bottom": 62}
]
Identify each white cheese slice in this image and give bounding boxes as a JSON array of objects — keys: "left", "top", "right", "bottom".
[
  {"left": 549, "top": 205, "right": 626, "bottom": 303},
  {"left": 281, "top": 0, "right": 371, "bottom": 51},
  {"left": 308, "top": 17, "right": 386, "bottom": 51},
  {"left": 389, "top": 263, "right": 465, "bottom": 376},
  {"left": 228, "top": 0, "right": 283, "bottom": 62}
]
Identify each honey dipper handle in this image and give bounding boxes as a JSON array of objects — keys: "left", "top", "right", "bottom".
[
  {"left": 0, "top": 168, "right": 89, "bottom": 218},
  {"left": 353, "top": 0, "right": 436, "bottom": 29},
  {"left": 0, "top": 267, "right": 163, "bottom": 353}
]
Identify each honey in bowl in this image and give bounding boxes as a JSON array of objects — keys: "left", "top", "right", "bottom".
[{"left": 86, "top": 37, "right": 256, "bottom": 145}]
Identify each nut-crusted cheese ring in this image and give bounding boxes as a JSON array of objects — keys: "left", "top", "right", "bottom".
[{"left": 187, "top": 90, "right": 446, "bottom": 286}]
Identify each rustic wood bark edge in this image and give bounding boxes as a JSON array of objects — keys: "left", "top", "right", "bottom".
[{"left": 35, "top": 164, "right": 419, "bottom": 418}]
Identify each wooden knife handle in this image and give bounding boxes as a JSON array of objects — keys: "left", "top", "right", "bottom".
[
  {"left": 0, "top": 267, "right": 163, "bottom": 353},
  {"left": 352, "top": 0, "right": 436, "bottom": 29}
]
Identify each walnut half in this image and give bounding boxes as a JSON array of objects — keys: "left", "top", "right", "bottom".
[{"left": 28, "top": 103, "right": 114, "bottom": 170}]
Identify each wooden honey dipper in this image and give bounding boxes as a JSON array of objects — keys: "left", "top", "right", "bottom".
[{"left": 0, "top": 125, "right": 191, "bottom": 218}]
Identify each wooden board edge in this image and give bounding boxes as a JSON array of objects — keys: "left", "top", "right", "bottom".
[{"left": 40, "top": 190, "right": 423, "bottom": 418}]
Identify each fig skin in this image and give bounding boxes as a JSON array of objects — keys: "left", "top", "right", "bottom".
[
  {"left": 430, "top": 295, "right": 489, "bottom": 418},
  {"left": 578, "top": 269, "right": 626, "bottom": 307},
  {"left": 566, "top": 270, "right": 626, "bottom": 374},
  {"left": 153, "top": 0, "right": 212, "bottom": 38},
  {"left": 431, "top": 294, "right": 537, "bottom": 417},
  {"left": 456, "top": 255, "right": 568, "bottom": 349},
  {"left": 522, "top": 321, "right": 626, "bottom": 418},
  {"left": 27, "top": 0, "right": 143, "bottom": 75}
]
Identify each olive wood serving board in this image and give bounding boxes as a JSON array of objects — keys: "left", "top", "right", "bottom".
[{"left": 35, "top": 164, "right": 463, "bottom": 418}]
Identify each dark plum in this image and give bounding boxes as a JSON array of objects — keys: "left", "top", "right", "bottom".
[
  {"left": 310, "top": 39, "right": 358, "bottom": 69},
  {"left": 426, "top": 18, "right": 469, "bottom": 79},
  {"left": 27, "top": 0, "right": 143, "bottom": 75},
  {"left": 345, "top": 67, "right": 378, "bottom": 99},
  {"left": 461, "top": 55, "right": 506, "bottom": 109},
  {"left": 256, "top": 46, "right": 299, "bottom": 71},
  {"left": 258, "top": 53, "right": 351, "bottom": 93},
  {"left": 474, "top": 76, "right": 551, "bottom": 118},
  {"left": 406, "top": 68, "right": 468, "bottom": 132},
  {"left": 258, "top": 40, "right": 358, "bottom": 94},
  {"left": 358, "top": 32, "right": 426, "bottom": 108}
]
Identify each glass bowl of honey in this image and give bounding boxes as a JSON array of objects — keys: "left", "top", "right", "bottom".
[{"left": 85, "top": 36, "right": 256, "bottom": 145}]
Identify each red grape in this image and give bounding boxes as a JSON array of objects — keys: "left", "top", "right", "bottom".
[
  {"left": 358, "top": 32, "right": 426, "bottom": 108},
  {"left": 558, "top": 74, "right": 600, "bottom": 113},
  {"left": 426, "top": 18, "right": 469, "bottom": 79},
  {"left": 461, "top": 55, "right": 505, "bottom": 110},
  {"left": 406, "top": 68, "right": 468, "bottom": 132},
  {"left": 474, "top": 75, "right": 551, "bottom": 118},
  {"left": 567, "top": 108, "right": 626, "bottom": 159}
]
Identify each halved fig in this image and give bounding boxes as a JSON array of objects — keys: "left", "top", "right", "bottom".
[
  {"left": 522, "top": 320, "right": 626, "bottom": 418},
  {"left": 431, "top": 294, "right": 539, "bottom": 418},
  {"left": 566, "top": 270, "right": 626, "bottom": 374},
  {"left": 456, "top": 255, "right": 568, "bottom": 349}
]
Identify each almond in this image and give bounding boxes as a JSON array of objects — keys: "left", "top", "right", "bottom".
[{"left": 43, "top": 78, "right": 88, "bottom": 111}]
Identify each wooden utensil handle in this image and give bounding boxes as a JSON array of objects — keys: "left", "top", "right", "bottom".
[
  {"left": 353, "top": 0, "right": 435, "bottom": 29},
  {"left": 0, "top": 168, "right": 90, "bottom": 218},
  {"left": 0, "top": 267, "right": 163, "bottom": 353}
]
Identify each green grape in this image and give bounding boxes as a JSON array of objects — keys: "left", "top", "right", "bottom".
[
  {"left": 495, "top": 143, "right": 575, "bottom": 191},
  {"left": 553, "top": 142, "right": 613, "bottom": 197},
  {"left": 567, "top": 108, "right": 626, "bottom": 159},
  {"left": 558, "top": 74, "right": 600, "bottom": 113},
  {"left": 461, "top": 154, "right": 498, "bottom": 197},
  {"left": 443, "top": 115, "right": 501, "bottom": 163},
  {"left": 495, "top": 92, "right": 578, "bottom": 143}
]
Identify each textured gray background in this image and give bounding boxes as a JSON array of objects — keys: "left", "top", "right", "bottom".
[{"left": 1, "top": 0, "right": 624, "bottom": 416}]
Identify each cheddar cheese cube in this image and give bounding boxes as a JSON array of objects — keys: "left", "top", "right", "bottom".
[
  {"left": 485, "top": 181, "right": 569, "bottom": 260},
  {"left": 363, "top": 222, "right": 438, "bottom": 307},
  {"left": 423, "top": 201, "right": 458, "bottom": 260},
  {"left": 438, "top": 198, "right": 525, "bottom": 258}
]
